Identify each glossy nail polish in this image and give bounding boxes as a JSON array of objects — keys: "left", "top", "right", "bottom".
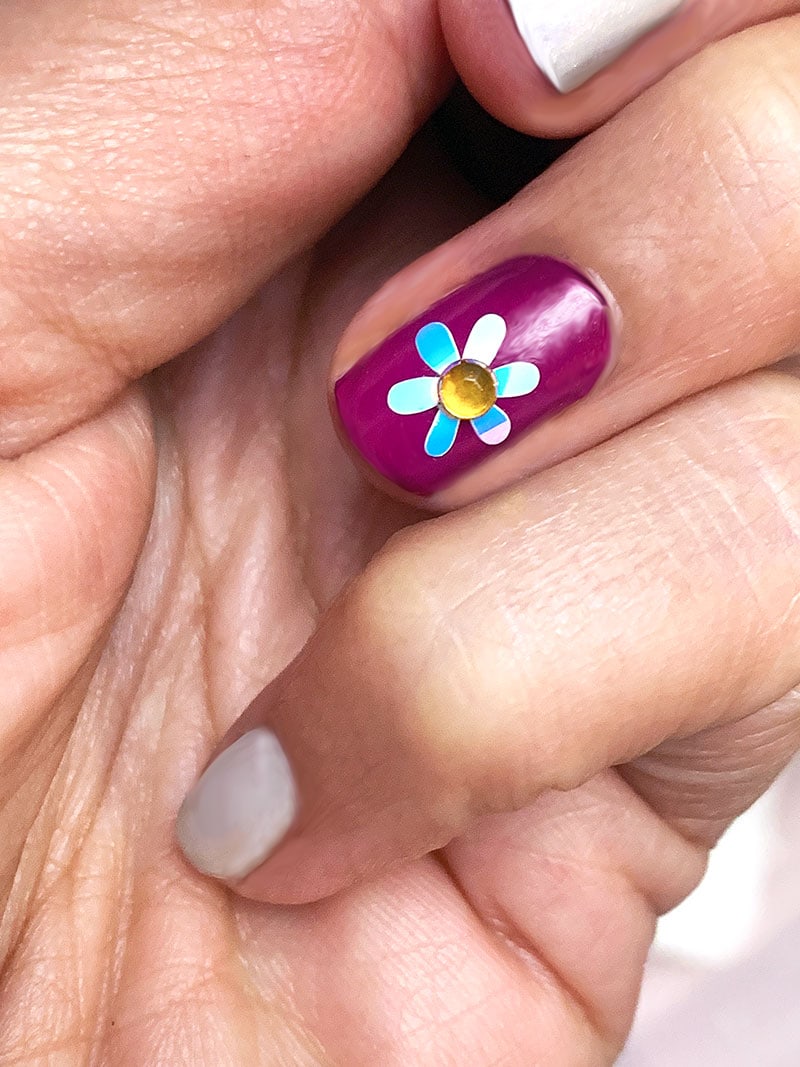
[
  {"left": 334, "top": 256, "right": 613, "bottom": 497},
  {"left": 507, "top": 0, "right": 685, "bottom": 94}
]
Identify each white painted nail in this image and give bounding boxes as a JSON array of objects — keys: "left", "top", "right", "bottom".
[
  {"left": 176, "top": 728, "right": 298, "bottom": 880},
  {"left": 507, "top": 0, "right": 685, "bottom": 94}
]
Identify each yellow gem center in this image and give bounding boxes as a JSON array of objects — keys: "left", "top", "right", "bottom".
[{"left": 439, "top": 361, "right": 497, "bottom": 420}]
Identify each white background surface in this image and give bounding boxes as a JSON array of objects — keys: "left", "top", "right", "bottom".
[{"left": 621, "top": 757, "right": 800, "bottom": 1065}]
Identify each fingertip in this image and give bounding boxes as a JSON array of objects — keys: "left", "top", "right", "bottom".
[
  {"left": 176, "top": 728, "right": 299, "bottom": 883},
  {"left": 438, "top": 0, "right": 757, "bottom": 138}
]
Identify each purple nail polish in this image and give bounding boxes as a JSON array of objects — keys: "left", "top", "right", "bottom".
[{"left": 334, "top": 256, "right": 613, "bottom": 496}]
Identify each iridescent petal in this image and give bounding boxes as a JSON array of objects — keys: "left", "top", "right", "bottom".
[
  {"left": 462, "top": 314, "right": 507, "bottom": 367},
  {"left": 495, "top": 362, "right": 541, "bottom": 399},
  {"left": 471, "top": 405, "right": 511, "bottom": 446},
  {"left": 415, "top": 322, "right": 460, "bottom": 375},
  {"left": 425, "top": 409, "right": 460, "bottom": 457},
  {"left": 387, "top": 376, "right": 439, "bottom": 415}
]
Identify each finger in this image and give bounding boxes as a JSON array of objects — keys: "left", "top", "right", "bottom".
[
  {"left": 446, "top": 686, "right": 800, "bottom": 1046},
  {"left": 331, "top": 19, "right": 800, "bottom": 509},
  {"left": 0, "top": 0, "right": 448, "bottom": 455},
  {"left": 0, "top": 389, "right": 154, "bottom": 747},
  {"left": 0, "top": 389, "right": 154, "bottom": 893},
  {"left": 621, "top": 686, "right": 800, "bottom": 846},
  {"left": 440, "top": 0, "right": 800, "bottom": 136},
  {"left": 441, "top": 771, "right": 709, "bottom": 1050},
  {"left": 176, "top": 367, "right": 800, "bottom": 903}
]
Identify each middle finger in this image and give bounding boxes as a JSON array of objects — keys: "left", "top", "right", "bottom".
[{"left": 332, "top": 18, "right": 800, "bottom": 508}]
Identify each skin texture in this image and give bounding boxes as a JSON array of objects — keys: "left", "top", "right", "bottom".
[{"left": 1, "top": 4, "right": 800, "bottom": 1066}]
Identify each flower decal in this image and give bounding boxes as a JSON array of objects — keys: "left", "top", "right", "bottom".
[{"left": 386, "top": 314, "right": 541, "bottom": 457}]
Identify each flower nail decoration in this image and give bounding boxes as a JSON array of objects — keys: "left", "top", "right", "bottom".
[
  {"left": 335, "top": 257, "right": 611, "bottom": 497},
  {"left": 386, "top": 313, "right": 541, "bottom": 457}
]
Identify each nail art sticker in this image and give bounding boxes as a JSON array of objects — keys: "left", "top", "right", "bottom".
[{"left": 388, "top": 314, "right": 540, "bottom": 457}]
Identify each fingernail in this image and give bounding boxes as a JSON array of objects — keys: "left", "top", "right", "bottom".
[
  {"left": 507, "top": 0, "right": 685, "bottom": 94},
  {"left": 334, "top": 256, "right": 613, "bottom": 497},
  {"left": 176, "top": 729, "right": 297, "bottom": 880}
]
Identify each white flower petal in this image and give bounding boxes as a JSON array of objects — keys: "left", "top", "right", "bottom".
[{"left": 462, "top": 314, "right": 507, "bottom": 367}]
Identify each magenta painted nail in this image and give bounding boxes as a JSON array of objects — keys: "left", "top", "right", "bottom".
[{"left": 333, "top": 256, "right": 613, "bottom": 496}]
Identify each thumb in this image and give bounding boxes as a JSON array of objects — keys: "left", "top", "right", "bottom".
[
  {"left": 175, "top": 371, "right": 800, "bottom": 903},
  {"left": 0, "top": 0, "right": 448, "bottom": 454}
]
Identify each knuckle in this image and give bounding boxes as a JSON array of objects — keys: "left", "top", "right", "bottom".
[
  {"left": 691, "top": 27, "right": 800, "bottom": 266},
  {"left": 723, "top": 368, "right": 800, "bottom": 536},
  {"left": 340, "top": 526, "right": 536, "bottom": 811},
  {"left": 687, "top": 368, "right": 800, "bottom": 626}
]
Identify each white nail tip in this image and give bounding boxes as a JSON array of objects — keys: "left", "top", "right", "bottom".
[
  {"left": 176, "top": 728, "right": 298, "bottom": 881},
  {"left": 507, "top": 0, "right": 684, "bottom": 94}
]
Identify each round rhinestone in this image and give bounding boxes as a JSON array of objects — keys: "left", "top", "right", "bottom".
[{"left": 438, "top": 361, "right": 497, "bottom": 420}]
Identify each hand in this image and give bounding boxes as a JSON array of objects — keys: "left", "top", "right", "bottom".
[{"left": 2, "top": 4, "right": 800, "bottom": 1067}]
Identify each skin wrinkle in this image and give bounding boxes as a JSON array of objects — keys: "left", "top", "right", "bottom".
[
  {"left": 335, "top": 875, "right": 575, "bottom": 1067},
  {"left": 715, "top": 401, "right": 800, "bottom": 640},
  {"left": 0, "top": 437, "right": 159, "bottom": 1019},
  {"left": 667, "top": 84, "right": 800, "bottom": 378},
  {"left": 627, "top": 689, "right": 800, "bottom": 784},
  {"left": 284, "top": 251, "right": 330, "bottom": 614},
  {"left": 232, "top": 927, "right": 330, "bottom": 1067},
  {"left": 0, "top": 657, "right": 99, "bottom": 935},
  {"left": 0, "top": 402, "right": 152, "bottom": 645},
  {"left": 57, "top": 581, "right": 196, "bottom": 1059},
  {"left": 0, "top": 712, "right": 72, "bottom": 875},
  {"left": 162, "top": 291, "right": 321, "bottom": 699},
  {"left": 627, "top": 763, "right": 800, "bottom": 849},
  {"left": 174, "top": 486, "right": 218, "bottom": 749},
  {"left": 3, "top": 687, "right": 113, "bottom": 971},
  {"left": 355, "top": 377, "right": 800, "bottom": 828},
  {"left": 0, "top": 1, "right": 445, "bottom": 458},
  {"left": 30, "top": 458, "right": 112, "bottom": 594},
  {"left": 438, "top": 845, "right": 619, "bottom": 1059},
  {"left": 0, "top": 487, "right": 50, "bottom": 640},
  {"left": 669, "top": 466, "right": 777, "bottom": 674}
]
